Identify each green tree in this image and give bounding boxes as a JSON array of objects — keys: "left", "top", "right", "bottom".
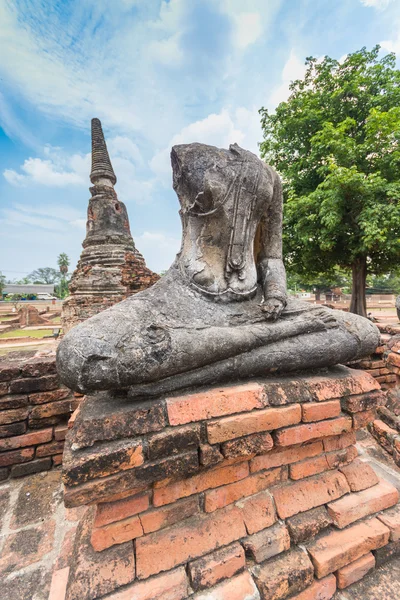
[
  {"left": 57, "top": 253, "right": 70, "bottom": 299},
  {"left": 0, "top": 271, "right": 5, "bottom": 297},
  {"left": 28, "top": 268, "right": 60, "bottom": 284},
  {"left": 259, "top": 46, "right": 400, "bottom": 317}
]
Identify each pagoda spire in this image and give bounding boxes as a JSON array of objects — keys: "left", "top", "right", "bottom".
[{"left": 90, "top": 118, "right": 117, "bottom": 186}]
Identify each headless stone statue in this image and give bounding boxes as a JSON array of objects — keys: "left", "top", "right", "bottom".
[{"left": 57, "top": 143, "right": 379, "bottom": 397}]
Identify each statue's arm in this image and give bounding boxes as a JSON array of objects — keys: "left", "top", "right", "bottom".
[{"left": 258, "top": 172, "right": 287, "bottom": 320}]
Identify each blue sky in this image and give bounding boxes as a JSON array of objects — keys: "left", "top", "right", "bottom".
[{"left": 1, "top": 0, "right": 399, "bottom": 278}]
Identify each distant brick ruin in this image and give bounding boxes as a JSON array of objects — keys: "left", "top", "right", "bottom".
[{"left": 62, "top": 119, "right": 159, "bottom": 333}]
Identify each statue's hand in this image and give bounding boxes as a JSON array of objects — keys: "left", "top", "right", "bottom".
[{"left": 261, "top": 298, "right": 285, "bottom": 321}]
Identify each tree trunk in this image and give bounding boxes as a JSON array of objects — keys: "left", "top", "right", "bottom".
[
  {"left": 315, "top": 289, "right": 321, "bottom": 302},
  {"left": 349, "top": 257, "right": 367, "bottom": 317}
]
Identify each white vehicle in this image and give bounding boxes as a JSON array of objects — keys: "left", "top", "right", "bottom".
[{"left": 37, "top": 293, "right": 58, "bottom": 300}]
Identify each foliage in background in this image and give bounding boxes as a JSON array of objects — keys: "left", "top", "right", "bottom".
[
  {"left": 260, "top": 46, "right": 400, "bottom": 316},
  {"left": 0, "top": 272, "right": 5, "bottom": 297}
]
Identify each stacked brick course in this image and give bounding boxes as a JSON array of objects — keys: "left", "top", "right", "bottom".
[
  {"left": 0, "top": 352, "right": 78, "bottom": 480},
  {"left": 52, "top": 366, "right": 400, "bottom": 600}
]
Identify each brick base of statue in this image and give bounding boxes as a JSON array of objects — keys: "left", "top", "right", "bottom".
[{"left": 51, "top": 366, "right": 400, "bottom": 600}]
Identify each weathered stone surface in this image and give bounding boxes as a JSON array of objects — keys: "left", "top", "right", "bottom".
[
  {"left": 342, "top": 390, "right": 386, "bottom": 413},
  {"left": 148, "top": 424, "right": 200, "bottom": 460},
  {"left": 94, "top": 492, "right": 150, "bottom": 527},
  {"left": 191, "top": 570, "right": 260, "bottom": 600},
  {"left": 221, "top": 432, "right": 273, "bottom": 459},
  {"left": 289, "top": 575, "right": 336, "bottom": 600},
  {"left": 10, "top": 470, "right": 62, "bottom": 529},
  {"left": 199, "top": 444, "right": 224, "bottom": 467},
  {"left": 307, "top": 517, "right": 390, "bottom": 578},
  {"left": 0, "top": 428, "right": 52, "bottom": 451},
  {"left": 274, "top": 416, "right": 352, "bottom": 447},
  {"left": 154, "top": 461, "right": 249, "bottom": 507},
  {"left": 242, "top": 522, "right": 290, "bottom": 563},
  {"left": 302, "top": 400, "right": 341, "bottom": 422},
  {"left": 9, "top": 374, "right": 59, "bottom": 395},
  {"left": 327, "top": 479, "right": 398, "bottom": 528},
  {"left": 207, "top": 405, "right": 301, "bottom": 444},
  {"left": 0, "top": 519, "right": 55, "bottom": 576},
  {"left": 57, "top": 145, "right": 379, "bottom": 397},
  {"left": 251, "top": 548, "right": 314, "bottom": 600},
  {"left": 139, "top": 496, "right": 200, "bottom": 534},
  {"left": 374, "top": 539, "right": 400, "bottom": 567},
  {"left": 188, "top": 543, "right": 245, "bottom": 590},
  {"left": 62, "top": 437, "right": 144, "bottom": 486},
  {"left": 0, "top": 394, "right": 28, "bottom": 409},
  {"left": 68, "top": 393, "right": 166, "bottom": 449},
  {"left": 272, "top": 471, "right": 350, "bottom": 519},
  {"left": 377, "top": 504, "right": 400, "bottom": 541},
  {"left": 29, "top": 388, "right": 71, "bottom": 405},
  {"left": 10, "top": 457, "right": 52, "bottom": 478},
  {"left": 136, "top": 506, "right": 246, "bottom": 579},
  {"left": 61, "top": 118, "right": 159, "bottom": 334},
  {"left": 339, "top": 458, "right": 379, "bottom": 492},
  {"left": 237, "top": 490, "right": 276, "bottom": 534},
  {"left": 65, "top": 509, "right": 135, "bottom": 600},
  {"left": 91, "top": 514, "right": 143, "bottom": 551},
  {"left": 286, "top": 506, "right": 333, "bottom": 544},
  {"left": 105, "top": 567, "right": 189, "bottom": 600},
  {"left": 250, "top": 441, "right": 323, "bottom": 472},
  {"left": 204, "top": 467, "right": 285, "bottom": 512},
  {"left": 166, "top": 383, "right": 266, "bottom": 425},
  {"left": 0, "top": 407, "right": 29, "bottom": 425},
  {"left": 64, "top": 450, "right": 199, "bottom": 507},
  {"left": 336, "top": 552, "right": 375, "bottom": 589}
]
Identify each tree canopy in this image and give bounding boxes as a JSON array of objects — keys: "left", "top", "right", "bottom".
[
  {"left": 259, "top": 46, "right": 400, "bottom": 316},
  {"left": 28, "top": 267, "right": 61, "bottom": 284}
]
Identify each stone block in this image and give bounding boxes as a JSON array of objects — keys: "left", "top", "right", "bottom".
[
  {"left": 55, "top": 425, "right": 69, "bottom": 441},
  {"left": 353, "top": 409, "right": 377, "bottom": 430},
  {"left": 207, "top": 405, "right": 301, "bottom": 444},
  {"left": 251, "top": 548, "right": 314, "bottom": 600},
  {"left": 29, "top": 398, "right": 79, "bottom": 422},
  {"left": 166, "top": 383, "right": 266, "bottom": 425},
  {"left": 341, "top": 390, "right": 385, "bottom": 413},
  {"left": 339, "top": 458, "right": 379, "bottom": 492},
  {"left": 0, "top": 407, "right": 29, "bottom": 425},
  {"left": 204, "top": 467, "right": 285, "bottom": 512},
  {"left": 0, "top": 447, "right": 34, "bottom": 467},
  {"left": 135, "top": 505, "right": 246, "bottom": 579},
  {"left": 307, "top": 517, "right": 389, "bottom": 578},
  {"left": 272, "top": 471, "right": 350, "bottom": 519},
  {"left": 0, "top": 428, "right": 53, "bottom": 451},
  {"left": 250, "top": 441, "right": 323, "bottom": 473},
  {"left": 286, "top": 506, "right": 333, "bottom": 544},
  {"left": 188, "top": 543, "right": 245, "bottom": 590},
  {"left": 0, "top": 394, "right": 29, "bottom": 409},
  {"left": 10, "top": 457, "right": 52, "bottom": 478},
  {"left": 242, "top": 522, "right": 290, "bottom": 563},
  {"left": 199, "top": 444, "right": 224, "bottom": 467},
  {"left": 139, "top": 496, "right": 200, "bottom": 534},
  {"left": 148, "top": 424, "right": 200, "bottom": 460},
  {"left": 377, "top": 504, "right": 400, "bottom": 541},
  {"left": 29, "top": 388, "right": 71, "bottom": 405},
  {"left": 70, "top": 394, "right": 166, "bottom": 449},
  {"left": 9, "top": 374, "right": 59, "bottom": 394},
  {"left": 62, "top": 438, "right": 144, "bottom": 486},
  {"left": 237, "top": 490, "right": 276, "bottom": 534},
  {"left": 190, "top": 571, "right": 260, "bottom": 600},
  {"left": 94, "top": 492, "right": 150, "bottom": 528},
  {"left": 289, "top": 575, "right": 336, "bottom": 600},
  {"left": 0, "top": 362, "right": 20, "bottom": 382},
  {"left": 49, "top": 567, "right": 69, "bottom": 600},
  {"left": 274, "top": 416, "right": 352, "bottom": 447},
  {"left": 153, "top": 461, "right": 249, "bottom": 507},
  {"left": 105, "top": 567, "right": 189, "bottom": 600},
  {"left": 20, "top": 356, "right": 57, "bottom": 378},
  {"left": 302, "top": 400, "right": 341, "bottom": 422},
  {"left": 53, "top": 454, "right": 63, "bottom": 466},
  {"left": 221, "top": 432, "right": 273, "bottom": 459},
  {"left": 327, "top": 479, "right": 398, "bottom": 528},
  {"left": 91, "top": 515, "right": 144, "bottom": 551},
  {"left": 289, "top": 455, "right": 330, "bottom": 480},
  {"left": 36, "top": 440, "right": 65, "bottom": 457},
  {"left": 322, "top": 431, "right": 356, "bottom": 452},
  {"left": 64, "top": 451, "right": 199, "bottom": 507},
  {"left": 336, "top": 552, "right": 375, "bottom": 589}
]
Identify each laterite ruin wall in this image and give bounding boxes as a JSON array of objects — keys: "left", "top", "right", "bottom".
[
  {"left": 51, "top": 366, "right": 400, "bottom": 600},
  {"left": 0, "top": 352, "right": 79, "bottom": 480}
]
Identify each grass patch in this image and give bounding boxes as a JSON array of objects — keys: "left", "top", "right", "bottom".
[
  {"left": 0, "top": 329, "right": 55, "bottom": 339},
  {"left": 0, "top": 344, "right": 50, "bottom": 356}
]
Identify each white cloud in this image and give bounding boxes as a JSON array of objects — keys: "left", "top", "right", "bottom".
[
  {"left": 135, "top": 231, "right": 181, "bottom": 273},
  {"left": 4, "top": 149, "right": 89, "bottom": 188},
  {"left": 380, "top": 34, "right": 400, "bottom": 55},
  {"left": 233, "top": 12, "right": 263, "bottom": 49},
  {"left": 360, "top": 0, "right": 394, "bottom": 8},
  {"left": 1, "top": 204, "right": 86, "bottom": 233},
  {"left": 268, "top": 50, "right": 306, "bottom": 108},
  {"left": 150, "top": 107, "right": 262, "bottom": 184}
]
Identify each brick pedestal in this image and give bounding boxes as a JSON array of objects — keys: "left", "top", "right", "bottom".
[{"left": 52, "top": 366, "right": 400, "bottom": 600}]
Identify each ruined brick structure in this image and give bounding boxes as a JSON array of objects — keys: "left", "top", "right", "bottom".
[
  {"left": 0, "top": 351, "right": 79, "bottom": 480},
  {"left": 50, "top": 367, "right": 400, "bottom": 600},
  {"left": 61, "top": 119, "right": 159, "bottom": 333}
]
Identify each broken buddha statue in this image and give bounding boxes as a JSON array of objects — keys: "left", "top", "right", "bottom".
[{"left": 57, "top": 143, "right": 379, "bottom": 397}]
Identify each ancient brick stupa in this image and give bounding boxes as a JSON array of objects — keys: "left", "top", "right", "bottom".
[{"left": 61, "top": 118, "right": 159, "bottom": 333}]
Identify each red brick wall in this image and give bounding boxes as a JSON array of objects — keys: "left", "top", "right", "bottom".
[{"left": 0, "top": 352, "right": 80, "bottom": 480}]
